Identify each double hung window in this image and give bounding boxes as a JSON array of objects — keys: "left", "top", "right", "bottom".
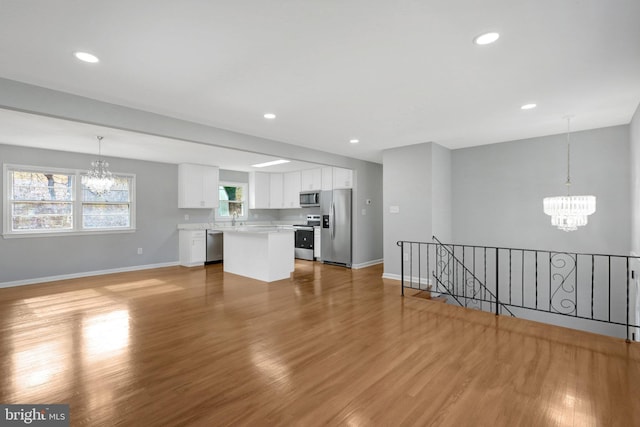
[{"left": 4, "top": 164, "right": 135, "bottom": 236}]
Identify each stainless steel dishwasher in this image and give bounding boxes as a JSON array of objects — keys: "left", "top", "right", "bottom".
[{"left": 206, "top": 230, "right": 223, "bottom": 264}]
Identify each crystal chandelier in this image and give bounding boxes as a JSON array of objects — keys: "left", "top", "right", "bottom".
[
  {"left": 82, "top": 136, "right": 115, "bottom": 196},
  {"left": 543, "top": 117, "right": 596, "bottom": 231}
]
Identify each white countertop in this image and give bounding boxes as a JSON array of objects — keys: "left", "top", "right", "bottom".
[
  {"left": 177, "top": 222, "right": 294, "bottom": 232},
  {"left": 221, "top": 226, "right": 294, "bottom": 234}
]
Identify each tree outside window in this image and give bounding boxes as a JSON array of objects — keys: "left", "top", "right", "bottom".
[{"left": 217, "top": 182, "right": 247, "bottom": 220}]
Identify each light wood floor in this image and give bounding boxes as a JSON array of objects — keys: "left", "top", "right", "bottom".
[{"left": 1, "top": 261, "right": 639, "bottom": 426}]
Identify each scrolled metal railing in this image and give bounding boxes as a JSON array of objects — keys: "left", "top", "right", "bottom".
[{"left": 398, "top": 237, "right": 640, "bottom": 342}]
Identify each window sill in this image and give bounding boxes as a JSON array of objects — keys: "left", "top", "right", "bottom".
[{"left": 2, "top": 228, "right": 136, "bottom": 239}]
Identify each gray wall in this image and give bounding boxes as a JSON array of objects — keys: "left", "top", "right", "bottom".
[
  {"left": 382, "top": 142, "right": 453, "bottom": 277},
  {"left": 383, "top": 143, "right": 433, "bottom": 277},
  {"left": 0, "top": 78, "right": 384, "bottom": 269},
  {"left": 353, "top": 162, "right": 384, "bottom": 265},
  {"left": 452, "top": 125, "right": 630, "bottom": 255},
  {"left": 431, "top": 143, "right": 452, "bottom": 242},
  {"left": 0, "top": 143, "right": 181, "bottom": 283},
  {"left": 630, "top": 103, "right": 640, "bottom": 255}
]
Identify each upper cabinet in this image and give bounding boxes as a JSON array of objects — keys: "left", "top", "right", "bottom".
[
  {"left": 332, "top": 167, "right": 353, "bottom": 189},
  {"left": 283, "top": 171, "right": 301, "bottom": 208},
  {"left": 321, "top": 167, "right": 333, "bottom": 191},
  {"left": 248, "top": 166, "right": 353, "bottom": 210},
  {"left": 249, "top": 172, "right": 271, "bottom": 209},
  {"left": 321, "top": 167, "right": 353, "bottom": 190},
  {"left": 269, "top": 173, "right": 284, "bottom": 209},
  {"left": 178, "top": 163, "right": 219, "bottom": 208},
  {"left": 300, "top": 168, "right": 322, "bottom": 191}
]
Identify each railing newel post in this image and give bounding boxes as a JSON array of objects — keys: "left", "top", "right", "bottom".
[
  {"left": 496, "top": 248, "right": 500, "bottom": 316},
  {"left": 400, "top": 241, "right": 404, "bottom": 296},
  {"left": 626, "top": 257, "right": 630, "bottom": 343}
]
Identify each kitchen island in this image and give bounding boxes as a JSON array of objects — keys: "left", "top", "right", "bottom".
[{"left": 222, "top": 227, "right": 294, "bottom": 282}]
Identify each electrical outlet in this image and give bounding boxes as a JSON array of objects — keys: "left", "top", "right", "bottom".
[
  {"left": 403, "top": 253, "right": 408, "bottom": 262},
  {"left": 184, "top": 214, "right": 189, "bottom": 221},
  {"left": 362, "top": 208, "right": 367, "bottom": 216},
  {"left": 137, "top": 248, "right": 143, "bottom": 255}
]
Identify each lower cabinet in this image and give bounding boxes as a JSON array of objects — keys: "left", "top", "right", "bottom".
[{"left": 179, "top": 230, "right": 206, "bottom": 267}]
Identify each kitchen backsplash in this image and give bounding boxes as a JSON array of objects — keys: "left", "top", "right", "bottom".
[{"left": 178, "top": 207, "right": 319, "bottom": 225}]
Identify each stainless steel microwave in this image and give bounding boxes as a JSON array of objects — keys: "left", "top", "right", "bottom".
[{"left": 299, "top": 191, "right": 321, "bottom": 207}]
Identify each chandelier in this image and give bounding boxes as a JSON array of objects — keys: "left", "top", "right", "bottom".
[
  {"left": 543, "top": 117, "right": 596, "bottom": 231},
  {"left": 82, "top": 136, "right": 115, "bottom": 196}
]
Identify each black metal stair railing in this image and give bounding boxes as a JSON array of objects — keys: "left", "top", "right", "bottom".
[
  {"left": 432, "top": 236, "right": 515, "bottom": 316},
  {"left": 397, "top": 237, "right": 640, "bottom": 342}
]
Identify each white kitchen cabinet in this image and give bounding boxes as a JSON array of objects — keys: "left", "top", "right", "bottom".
[
  {"left": 283, "top": 171, "right": 301, "bottom": 208},
  {"left": 301, "top": 168, "right": 322, "bottom": 191},
  {"left": 249, "top": 172, "right": 270, "bottom": 209},
  {"left": 178, "top": 164, "right": 219, "bottom": 208},
  {"left": 269, "top": 173, "right": 284, "bottom": 209},
  {"left": 321, "top": 167, "right": 353, "bottom": 190},
  {"left": 179, "top": 230, "right": 206, "bottom": 267},
  {"left": 332, "top": 167, "right": 353, "bottom": 189},
  {"left": 321, "top": 167, "right": 333, "bottom": 191},
  {"left": 314, "top": 227, "right": 321, "bottom": 259}
]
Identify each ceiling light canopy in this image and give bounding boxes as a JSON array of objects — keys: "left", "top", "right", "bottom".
[
  {"left": 521, "top": 103, "right": 537, "bottom": 110},
  {"left": 474, "top": 32, "right": 500, "bottom": 45},
  {"left": 263, "top": 113, "right": 276, "bottom": 119},
  {"left": 251, "top": 159, "right": 290, "bottom": 168},
  {"left": 74, "top": 51, "right": 99, "bottom": 63}
]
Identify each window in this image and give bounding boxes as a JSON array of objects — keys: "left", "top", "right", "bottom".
[
  {"left": 217, "top": 182, "right": 247, "bottom": 221},
  {"left": 82, "top": 176, "right": 133, "bottom": 229},
  {"left": 4, "top": 164, "right": 135, "bottom": 236}
]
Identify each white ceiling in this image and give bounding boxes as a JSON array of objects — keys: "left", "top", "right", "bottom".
[{"left": 0, "top": 1, "right": 639, "bottom": 164}]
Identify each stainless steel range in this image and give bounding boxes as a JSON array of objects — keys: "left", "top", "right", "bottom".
[{"left": 293, "top": 214, "right": 321, "bottom": 261}]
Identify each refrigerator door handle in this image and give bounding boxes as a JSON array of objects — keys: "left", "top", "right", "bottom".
[{"left": 331, "top": 202, "right": 336, "bottom": 240}]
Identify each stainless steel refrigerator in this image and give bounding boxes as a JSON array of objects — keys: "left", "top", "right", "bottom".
[{"left": 321, "top": 189, "right": 352, "bottom": 268}]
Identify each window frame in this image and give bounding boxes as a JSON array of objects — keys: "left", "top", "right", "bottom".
[
  {"left": 3, "top": 163, "right": 136, "bottom": 238},
  {"left": 215, "top": 181, "right": 248, "bottom": 222}
]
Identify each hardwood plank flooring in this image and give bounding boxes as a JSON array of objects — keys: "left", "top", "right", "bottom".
[{"left": 1, "top": 261, "right": 639, "bottom": 426}]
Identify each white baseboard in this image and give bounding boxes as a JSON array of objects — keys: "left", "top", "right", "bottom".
[
  {"left": 352, "top": 259, "right": 383, "bottom": 269},
  {"left": 382, "top": 272, "right": 402, "bottom": 282},
  {"left": 0, "top": 261, "right": 180, "bottom": 289},
  {"left": 382, "top": 273, "right": 432, "bottom": 287}
]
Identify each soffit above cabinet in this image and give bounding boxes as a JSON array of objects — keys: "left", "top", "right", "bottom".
[{"left": 0, "top": 108, "right": 325, "bottom": 173}]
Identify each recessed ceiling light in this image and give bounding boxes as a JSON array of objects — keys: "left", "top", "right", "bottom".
[
  {"left": 252, "top": 159, "right": 290, "bottom": 168},
  {"left": 74, "top": 51, "right": 99, "bottom": 63},
  {"left": 521, "top": 103, "right": 537, "bottom": 110},
  {"left": 349, "top": 139, "right": 359, "bottom": 144},
  {"left": 263, "top": 113, "right": 276, "bottom": 119},
  {"left": 473, "top": 32, "right": 500, "bottom": 45}
]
